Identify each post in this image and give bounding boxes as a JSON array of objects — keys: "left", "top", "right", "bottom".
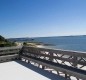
[
  {"left": 42, "top": 65, "right": 45, "bottom": 69},
  {"left": 73, "top": 56, "right": 77, "bottom": 68},
  {"left": 65, "top": 74, "right": 70, "bottom": 79},
  {"left": 49, "top": 52, "right": 53, "bottom": 62},
  {"left": 19, "top": 48, "right": 23, "bottom": 59}
]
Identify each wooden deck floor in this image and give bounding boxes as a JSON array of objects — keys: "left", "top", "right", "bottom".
[{"left": 0, "top": 60, "right": 66, "bottom": 80}]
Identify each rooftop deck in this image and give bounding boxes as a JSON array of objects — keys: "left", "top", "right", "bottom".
[
  {"left": 0, "top": 46, "right": 86, "bottom": 80},
  {"left": 0, "top": 60, "right": 65, "bottom": 80}
]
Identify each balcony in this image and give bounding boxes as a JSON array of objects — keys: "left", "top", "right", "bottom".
[{"left": 0, "top": 46, "right": 86, "bottom": 80}]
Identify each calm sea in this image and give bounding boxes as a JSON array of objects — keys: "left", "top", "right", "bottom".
[{"left": 33, "top": 36, "right": 86, "bottom": 52}]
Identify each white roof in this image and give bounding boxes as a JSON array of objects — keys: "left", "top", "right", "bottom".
[{"left": 0, "top": 61, "right": 65, "bottom": 80}]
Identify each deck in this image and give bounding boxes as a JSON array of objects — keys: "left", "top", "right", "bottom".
[
  {"left": 0, "top": 46, "right": 86, "bottom": 80},
  {"left": 0, "top": 60, "right": 65, "bottom": 80}
]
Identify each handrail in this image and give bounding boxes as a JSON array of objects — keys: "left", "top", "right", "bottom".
[
  {"left": 0, "top": 46, "right": 22, "bottom": 55},
  {"left": 21, "top": 55, "right": 86, "bottom": 80},
  {"left": 22, "top": 46, "right": 86, "bottom": 68},
  {"left": 21, "top": 46, "right": 86, "bottom": 80},
  {"left": 0, "top": 46, "right": 22, "bottom": 51},
  {"left": 0, "top": 46, "right": 22, "bottom": 62},
  {"left": 23, "top": 46, "right": 86, "bottom": 57}
]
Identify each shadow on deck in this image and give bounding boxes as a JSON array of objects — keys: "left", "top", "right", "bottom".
[{"left": 16, "top": 60, "right": 66, "bottom": 80}]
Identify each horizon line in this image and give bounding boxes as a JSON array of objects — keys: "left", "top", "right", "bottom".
[{"left": 6, "top": 34, "right": 86, "bottom": 39}]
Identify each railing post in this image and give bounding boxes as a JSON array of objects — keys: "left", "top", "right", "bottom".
[
  {"left": 49, "top": 52, "right": 53, "bottom": 62},
  {"left": 28, "top": 60, "right": 30, "bottom": 63},
  {"left": 73, "top": 56, "right": 78, "bottom": 68},
  {"left": 65, "top": 74, "right": 70, "bottom": 79},
  {"left": 19, "top": 47, "right": 24, "bottom": 60},
  {"left": 42, "top": 66, "right": 45, "bottom": 69}
]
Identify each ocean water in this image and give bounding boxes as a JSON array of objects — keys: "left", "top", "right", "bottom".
[{"left": 33, "top": 36, "right": 86, "bottom": 52}]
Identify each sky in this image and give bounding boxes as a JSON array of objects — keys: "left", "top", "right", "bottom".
[{"left": 0, "top": 0, "right": 86, "bottom": 38}]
